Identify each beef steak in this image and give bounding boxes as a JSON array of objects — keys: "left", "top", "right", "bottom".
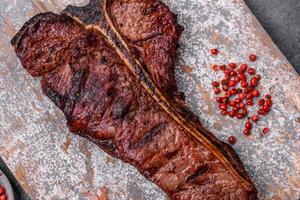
[{"left": 11, "top": 0, "right": 258, "bottom": 199}]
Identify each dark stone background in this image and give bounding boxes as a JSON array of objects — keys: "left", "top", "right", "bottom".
[
  {"left": 0, "top": 0, "right": 299, "bottom": 199},
  {"left": 245, "top": 0, "right": 300, "bottom": 74}
]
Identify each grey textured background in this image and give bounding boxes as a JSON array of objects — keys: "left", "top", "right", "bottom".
[{"left": 0, "top": 0, "right": 299, "bottom": 199}]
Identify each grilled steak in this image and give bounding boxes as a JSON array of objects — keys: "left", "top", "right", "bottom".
[{"left": 11, "top": 0, "right": 258, "bottom": 199}]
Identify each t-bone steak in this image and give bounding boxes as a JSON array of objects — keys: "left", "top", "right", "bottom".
[{"left": 11, "top": 0, "right": 258, "bottom": 199}]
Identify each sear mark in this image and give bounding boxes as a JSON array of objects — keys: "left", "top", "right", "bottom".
[
  {"left": 97, "top": 138, "right": 117, "bottom": 155},
  {"left": 141, "top": 3, "right": 159, "bottom": 16},
  {"left": 165, "top": 149, "right": 179, "bottom": 160},
  {"left": 100, "top": 56, "right": 108, "bottom": 64},
  {"left": 42, "top": 85, "right": 66, "bottom": 109},
  {"left": 64, "top": 68, "right": 88, "bottom": 119},
  {"left": 112, "top": 96, "right": 132, "bottom": 119},
  {"left": 134, "top": 123, "right": 166, "bottom": 148},
  {"left": 131, "top": 33, "right": 164, "bottom": 45},
  {"left": 186, "top": 165, "right": 209, "bottom": 183},
  {"left": 86, "top": 32, "right": 98, "bottom": 46},
  {"left": 145, "top": 149, "right": 179, "bottom": 177}
]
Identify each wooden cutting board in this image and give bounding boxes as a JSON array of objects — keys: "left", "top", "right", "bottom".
[{"left": 0, "top": 0, "right": 299, "bottom": 199}]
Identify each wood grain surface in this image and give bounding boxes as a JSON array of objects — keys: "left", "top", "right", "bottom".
[{"left": 0, "top": 0, "right": 299, "bottom": 199}]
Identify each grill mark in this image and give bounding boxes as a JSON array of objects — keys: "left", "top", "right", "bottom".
[
  {"left": 63, "top": 2, "right": 103, "bottom": 25},
  {"left": 130, "top": 33, "right": 164, "bottom": 46},
  {"left": 165, "top": 149, "right": 179, "bottom": 160},
  {"left": 141, "top": 2, "right": 159, "bottom": 16},
  {"left": 143, "top": 149, "right": 180, "bottom": 177},
  {"left": 97, "top": 138, "right": 117, "bottom": 155},
  {"left": 134, "top": 123, "right": 166, "bottom": 148},
  {"left": 64, "top": 68, "right": 88, "bottom": 119},
  {"left": 100, "top": 56, "right": 108, "bottom": 64},
  {"left": 42, "top": 85, "right": 66, "bottom": 109},
  {"left": 112, "top": 97, "right": 132, "bottom": 119},
  {"left": 79, "top": 132, "right": 118, "bottom": 157},
  {"left": 186, "top": 165, "right": 209, "bottom": 183}
]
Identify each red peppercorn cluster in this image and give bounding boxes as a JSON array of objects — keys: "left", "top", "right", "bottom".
[
  {"left": 0, "top": 186, "right": 7, "bottom": 200},
  {"left": 210, "top": 49, "right": 272, "bottom": 144}
]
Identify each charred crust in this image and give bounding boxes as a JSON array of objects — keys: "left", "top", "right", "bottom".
[
  {"left": 11, "top": 12, "right": 72, "bottom": 47},
  {"left": 41, "top": 84, "right": 66, "bottom": 109},
  {"left": 96, "top": 138, "right": 118, "bottom": 156},
  {"left": 63, "top": 0, "right": 103, "bottom": 25},
  {"left": 77, "top": 133, "right": 119, "bottom": 158},
  {"left": 100, "top": 56, "right": 108, "bottom": 64},
  {"left": 112, "top": 97, "right": 132, "bottom": 119},
  {"left": 64, "top": 69, "right": 89, "bottom": 119},
  {"left": 186, "top": 165, "right": 209, "bottom": 183},
  {"left": 133, "top": 123, "right": 166, "bottom": 148}
]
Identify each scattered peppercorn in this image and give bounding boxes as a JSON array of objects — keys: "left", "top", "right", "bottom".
[
  {"left": 265, "top": 94, "right": 272, "bottom": 99},
  {"left": 241, "top": 81, "right": 248, "bottom": 88},
  {"left": 0, "top": 187, "right": 4, "bottom": 195},
  {"left": 258, "top": 99, "right": 265, "bottom": 106},
  {"left": 212, "top": 64, "right": 219, "bottom": 71},
  {"left": 219, "top": 104, "right": 227, "bottom": 110},
  {"left": 230, "top": 70, "right": 237, "bottom": 76},
  {"left": 221, "top": 79, "right": 228, "bottom": 85},
  {"left": 0, "top": 186, "right": 7, "bottom": 200},
  {"left": 236, "top": 113, "right": 244, "bottom": 119},
  {"left": 263, "top": 105, "right": 271, "bottom": 112},
  {"left": 221, "top": 110, "right": 227, "bottom": 115},
  {"left": 215, "top": 97, "right": 223, "bottom": 103},
  {"left": 219, "top": 65, "right": 226, "bottom": 71},
  {"left": 238, "top": 93, "right": 246, "bottom": 99},
  {"left": 239, "top": 73, "right": 247, "bottom": 81},
  {"left": 250, "top": 77, "right": 259, "bottom": 86},
  {"left": 252, "top": 115, "right": 260, "bottom": 122},
  {"left": 228, "top": 63, "right": 236, "bottom": 69},
  {"left": 251, "top": 89, "right": 260, "bottom": 97},
  {"left": 246, "top": 99, "right": 254, "bottom": 106},
  {"left": 247, "top": 68, "right": 256, "bottom": 75},
  {"left": 212, "top": 81, "right": 220, "bottom": 87},
  {"left": 245, "top": 121, "right": 252, "bottom": 130},
  {"left": 258, "top": 109, "right": 266, "bottom": 115},
  {"left": 213, "top": 87, "right": 221, "bottom": 94},
  {"left": 246, "top": 93, "right": 253, "bottom": 99},
  {"left": 0, "top": 195, "right": 7, "bottom": 200},
  {"left": 239, "top": 102, "right": 245, "bottom": 109},
  {"left": 249, "top": 54, "right": 257, "bottom": 61},
  {"left": 240, "top": 64, "right": 248, "bottom": 71},
  {"left": 243, "top": 129, "right": 251, "bottom": 136},
  {"left": 222, "top": 85, "right": 229, "bottom": 91},
  {"left": 211, "top": 48, "right": 219, "bottom": 55},
  {"left": 229, "top": 89, "right": 237, "bottom": 95},
  {"left": 240, "top": 108, "right": 248, "bottom": 115},
  {"left": 262, "top": 127, "right": 270, "bottom": 134},
  {"left": 228, "top": 111, "right": 236, "bottom": 118},
  {"left": 254, "top": 74, "right": 261, "bottom": 80},
  {"left": 234, "top": 76, "right": 240, "bottom": 83},
  {"left": 228, "top": 136, "right": 237, "bottom": 145},
  {"left": 228, "top": 80, "right": 236, "bottom": 87},
  {"left": 266, "top": 99, "right": 273, "bottom": 106}
]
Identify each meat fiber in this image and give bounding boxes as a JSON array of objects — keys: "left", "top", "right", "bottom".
[{"left": 11, "top": 0, "right": 258, "bottom": 199}]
